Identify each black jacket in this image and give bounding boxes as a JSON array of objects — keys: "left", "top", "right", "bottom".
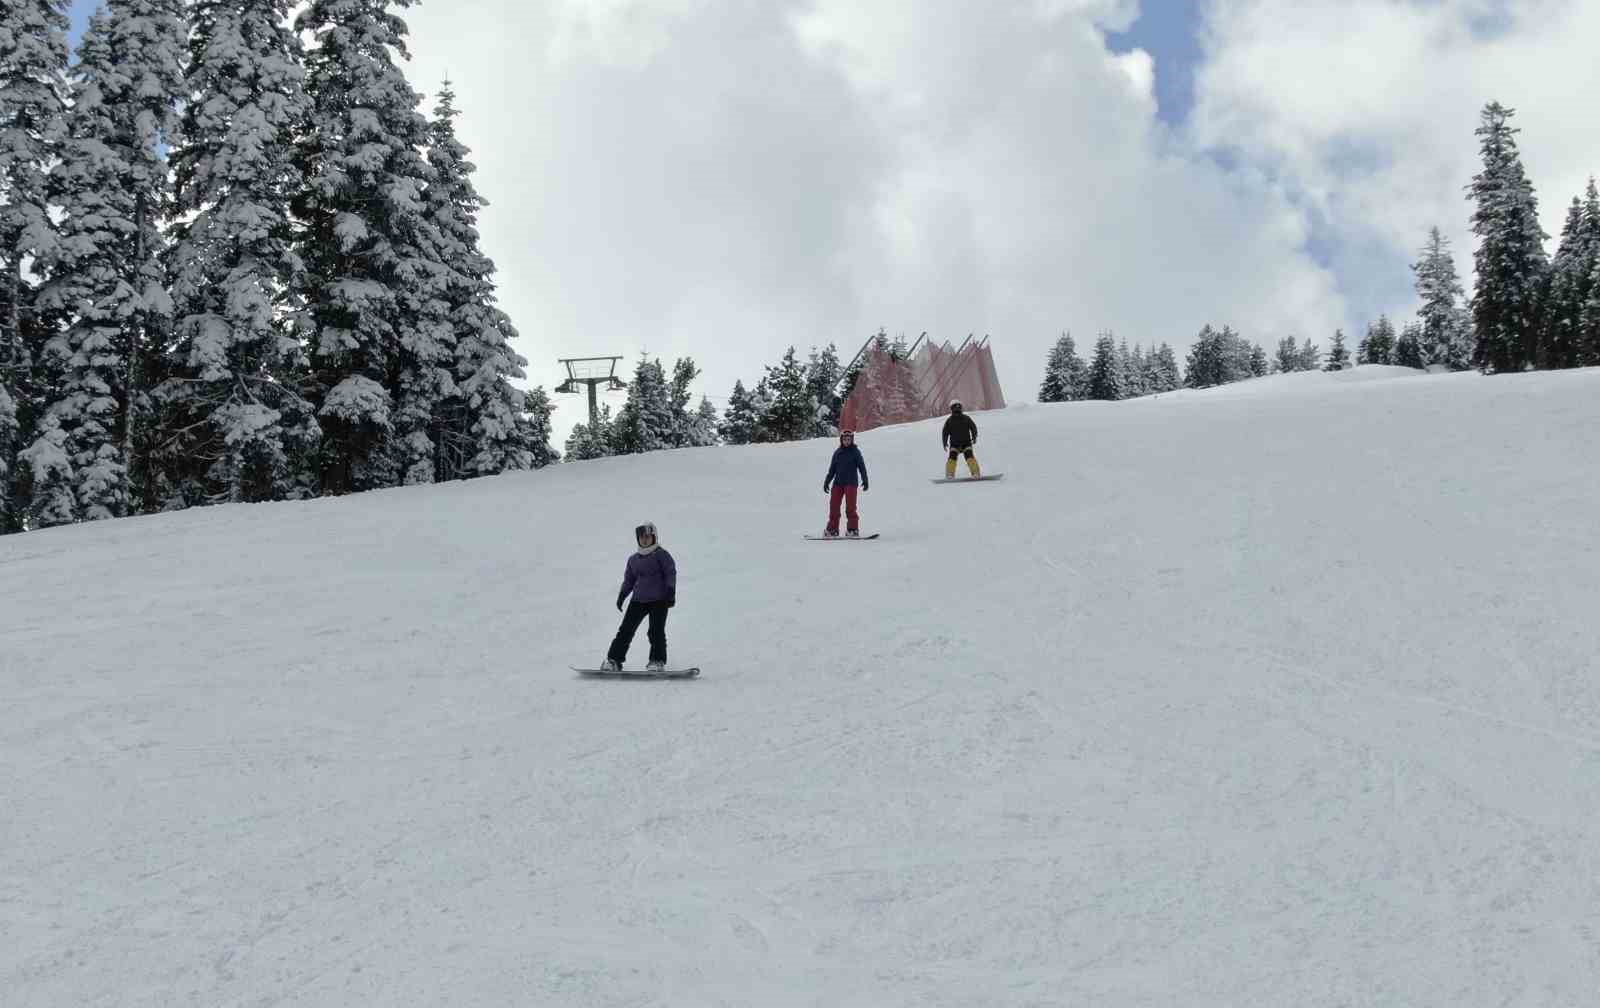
[
  {"left": 942, "top": 412, "right": 977, "bottom": 450},
  {"left": 823, "top": 445, "right": 869, "bottom": 490}
]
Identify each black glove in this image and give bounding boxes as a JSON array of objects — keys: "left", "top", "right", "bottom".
[
  {"left": 666, "top": 594, "right": 676, "bottom": 609},
  {"left": 616, "top": 592, "right": 626, "bottom": 612},
  {"left": 823, "top": 483, "right": 831, "bottom": 494},
  {"left": 861, "top": 482, "right": 869, "bottom": 492}
]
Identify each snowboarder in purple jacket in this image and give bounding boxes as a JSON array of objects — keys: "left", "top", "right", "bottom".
[{"left": 602, "top": 522, "right": 677, "bottom": 672}]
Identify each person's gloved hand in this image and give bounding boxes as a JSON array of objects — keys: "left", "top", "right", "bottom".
[
  {"left": 666, "top": 595, "right": 676, "bottom": 609},
  {"left": 616, "top": 592, "right": 626, "bottom": 612},
  {"left": 822, "top": 483, "right": 830, "bottom": 494},
  {"left": 862, "top": 481, "right": 869, "bottom": 492}
]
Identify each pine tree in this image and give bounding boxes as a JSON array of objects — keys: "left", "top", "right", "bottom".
[
  {"left": 424, "top": 82, "right": 538, "bottom": 479},
  {"left": 1579, "top": 181, "right": 1600, "bottom": 366},
  {"left": 1394, "top": 323, "right": 1425, "bottom": 369},
  {"left": 1273, "top": 336, "right": 1300, "bottom": 373},
  {"left": 1296, "top": 338, "right": 1320, "bottom": 371},
  {"left": 685, "top": 396, "right": 719, "bottom": 447},
  {"left": 667, "top": 357, "right": 700, "bottom": 447},
  {"left": 1038, "top": 332, "right": 1090, "bottom": 402},
  {"left": 1360, "top": 316, "right": 1397, "bottom": 364},
  {"left": 612, "top": 355, "right": 674, "bottom": 454},
  {"left": 759, "top": 346, "right": 815, "bottom": 442},
  {"left": 1411, "top": 227, "right": 1473, "bottom": 370},
  {"left": 293, "top": 0, "right": 453, "bottom": 493},
  {"left": 1539, "top": 192, "right": 1598, "bottom": 370},
  {"left": 746, "top": 376, "right": 777, "bottom": 443},
  {"left": 1467, "top": 102, "right": 1549, "bottom": 373},
  {"left": 519, "top": 386, "right": 559, "bottom": 467},
  {"left": 23, "top": 1, "right": 186, "bottom": 525},
  {"left": 0, "top": 0, "right": 71, "bottom": 533},
  {"left": 1246, "top": 341, "right": 1268, "bottom": 378},
  {"left": 804, "top": 344, "right": 843, "bottom": 433},
  {"left": 1150, "top": 343, "right": 1182, "bottom": 391},
  {"left": 1087, "top": 332, "right": 1124, "bottom": 400},
  {"left": 160, "top": 0, "right": 318, "bottom": 507},
  {"left": 718, "top": 379, "right": 759, "bottom": 445},
  {"left": 564, "top": 402, "right": 614, "bottom": 461},
  {"left": 1184, "top": 325, "right": 1222, "bottom": 388},
  {"left": 1324, "top": 329, "right": 1350, "bottom": 371}
]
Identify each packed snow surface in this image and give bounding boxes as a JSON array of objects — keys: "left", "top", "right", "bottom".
[{"left": 5, "top": 366, "right": 1600, "bottom": 1006}]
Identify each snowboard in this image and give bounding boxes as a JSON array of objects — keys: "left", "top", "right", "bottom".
[
  {"left": 802, "top": 533, "right": 880, "bottom": 541},
  {"left": 930, "top": 474, "right": 1004, "bottom": 483},
  {"left": 573, "top": 666, "right": 700, "bottom": 679}
]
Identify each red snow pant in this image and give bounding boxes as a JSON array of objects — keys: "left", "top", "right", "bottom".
[{"left": 826, "top": 484, "right": 859, "bottom": 534}]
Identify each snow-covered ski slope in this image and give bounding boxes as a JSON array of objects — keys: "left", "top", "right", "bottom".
[{"left": 6, "top": 366, "right": 1600, "bottom": 1007}]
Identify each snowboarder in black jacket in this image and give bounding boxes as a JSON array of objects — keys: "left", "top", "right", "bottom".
[{"left": 942, "top": 400, "right": 980, "bottom": 479}]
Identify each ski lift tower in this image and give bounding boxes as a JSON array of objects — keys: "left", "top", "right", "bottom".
[{"left": 554, "top": 355, "right": 627, "bottom": 428}]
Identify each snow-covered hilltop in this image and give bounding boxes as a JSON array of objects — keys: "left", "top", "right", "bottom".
[{"left": 5, "top": 366, "right": 1599, "bottom": 1006}]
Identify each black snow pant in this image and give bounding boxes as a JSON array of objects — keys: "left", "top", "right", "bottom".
[{"left": 609, "top": 600, "right": 669, "bottom": 664}]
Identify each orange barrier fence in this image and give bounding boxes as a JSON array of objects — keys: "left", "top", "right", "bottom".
[{"left": 839, "top": 338, "right": 1005, "bottom": 433}]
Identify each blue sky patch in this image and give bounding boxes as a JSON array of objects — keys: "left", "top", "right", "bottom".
[{"left": 1106, "top": 0, "right": 1204, "bottom": 126}]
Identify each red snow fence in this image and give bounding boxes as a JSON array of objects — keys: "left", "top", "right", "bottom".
[{"left": 839, "top": 335, "right": 1005, "bottom": 433}]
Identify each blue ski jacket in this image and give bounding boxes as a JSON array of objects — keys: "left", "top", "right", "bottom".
[{"left": 823, "top": 445, "right": 869, "bottom": 490}]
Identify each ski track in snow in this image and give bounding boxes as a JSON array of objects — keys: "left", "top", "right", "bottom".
[{"left": 4, "top": 366, "right": 1600, "bottom": 1005}]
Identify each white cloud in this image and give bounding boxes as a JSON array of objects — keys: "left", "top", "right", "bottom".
[
  {"left": 1191, "top": 0, "right": 1600, "bottom": 324},
  {"left": 400, "top": 0, "right": 1359, "bottom": 446}
]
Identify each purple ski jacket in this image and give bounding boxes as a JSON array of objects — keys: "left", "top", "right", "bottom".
[{"left": 619, "top": 548, "right": 677, "bottom": 605}]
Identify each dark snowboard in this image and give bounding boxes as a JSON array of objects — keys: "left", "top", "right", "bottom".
[
  {"left": 802, "top": 533, "right": 881, "bottom": 541},
  {"left": 573, "top": 666, "right": 700, "bottom": 679},
  {"left": 930, "top": 474, "right": 1004, "bottom": 483}
]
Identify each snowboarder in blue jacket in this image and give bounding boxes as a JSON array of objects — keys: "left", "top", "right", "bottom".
[
  {"left": 602, "top": 522, "right": 677, "bottom": 672},
  {"left": 822, "top": 430, "right": 869, "bottom": 537}
]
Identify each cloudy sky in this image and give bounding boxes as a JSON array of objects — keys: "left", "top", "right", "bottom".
[{"left": 69, "top": 0, "right": 1600, "bottom": 443}]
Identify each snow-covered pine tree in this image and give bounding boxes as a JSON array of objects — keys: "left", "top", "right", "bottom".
[
  {"left": 1394, "top": 323, "right": 1425, "bottom": 369},
  {"left": 423, "top": 81, "right": 539, "bottom": 479},
  {"left": 611, "top": 354, "right": 675, "bottom": 453},
  {"left": 1296, "top": 338, "right": 1320, "bottom": 371},
  {"left": 160, "top": 0, "right": 319, "bottom": 507},
  {"left": 1411, "top": 227, "right": 1473, "bottom": 370},
  {"left": 1115, "top": 337, "right": 1136, "bottom": 397},
  {"left": 1183, "top": 325, "right": 1221, "bottom": 388},
  {"left": 23, "top": 1, "right": 186, "bottom": 525},
  {"left": 1585, "top": 258, "right": 1600, "bottom": 367},
  {"left": 1467, "top": 102, "right": 1549, "bottom": 373},
  {"left": 563, "top": 402, "right": 614, "bottom": 460},
  {"left": 804, "top": 343, "right": 843, "bottom": 434},
  {"left": 293, "top": 0, "right": 454, "bottom": 493},
  {"left": 1038, "top": 332, "right": 1086, "bottom": 402},
  {"left": 1575, "top": 180, "right": 1600, "bottom": 367},
  {"left": 746, "top": 376, "right": 777, "bottom": 443},
  {"left": 685, "top": 396, "right": 719, "bottom": 447},
  {"left": 1360, "top": 316, "right": 1396, "bottom": 364},
  {"left": 759, "top": 346, "right": 815, "bottom": 442},
  {"left": 1247, "top": 341, "right": 1269, "bottom": 378},
  {"left": 718, "top": 379, "right": 759, "bottom": 445},
  {"left": 1273, "top": 335, "right": 1299, "bottom": 373},
  {"left": 1150, "top": 343, "right": 1182, "bottom": 391},
  {"left": 667, "top": 356, "right": 700, "bottom": 447},
  {"left": 1087, "top": 332, "right": 1124, "bottom": 400},
  {"left": 0, "top": 0, "right": 71, "bottom": 533},
  {"left": 518, "top": 385, "right": 558, "bottom": 467},
  {"left": 1324, "top": 329, "right": 1350, "bottom": 371},
  {"left": 1538, "top": 193, "right": 1596, "bottom": 370}
]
